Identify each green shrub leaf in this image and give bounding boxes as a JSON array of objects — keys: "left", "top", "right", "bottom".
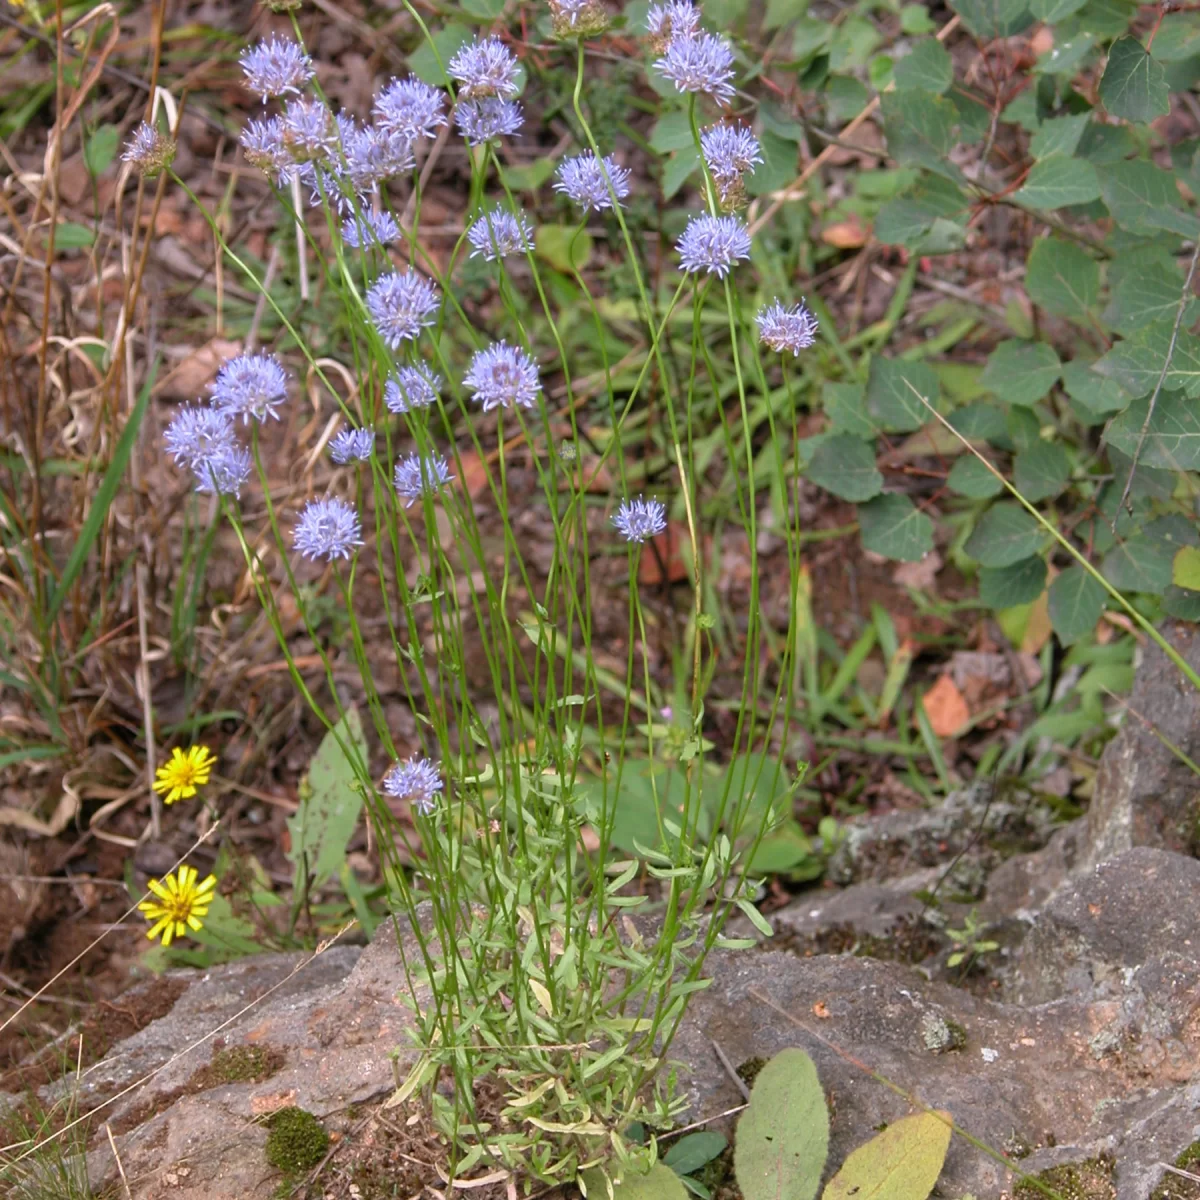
[
  {"left": 866, "top": 356, "right": 938, "bottom": 432},
  {"left": 1105, "top": 391, "right": 1200, "bottom": 469},
  {"left": 1102, "top": 535, "right": 1174, "bottom": 594},
  {"left": 1100, "top": 36, "right": 1170, "bottom": 124},
  {"left": 734, "top": 1048, "right": 829, "bottom": 1200},
  {"left": 859, "top": 494, "right": 935, "bottom": 562},
  {"left": 965, "top": 502, "right": 1044, "bottom": 567},
  {"left": 979, "top": 557, "right": 1048, "bottom": 608},
  {"left": 893, "top": 39, "right": 953, "bottom": 94},
  {"left": 981, "top": 340, "right": 1061, "bottom": 406},
  {"left": 1093, "top": 326, "right": 1200, "bottom": 400},
  {"left": 950, "top": 0, "right": 1033, "bottom": 40},
  {"left": 1012, "top": 154, "right": 1101, "bottom": 209},
  {"left": 821, "top": 1110, "right": 952, "bottom": 1200},
  {"left": 664, "top": 1133, "right": 728, "bottom": 1176},
  {"left": 806, "top": 435, "right": 884, "bottom": 501},
  {"left": 1025, "top": 237, "right": 1099, "bottom": 318},
  {"left": 1048, "top": 565, "right": 1106, "bottom": 643},
  {"left": 946, "top": 456, "right": 1004, "bottom": 499},
  {"left": 1173, "top": 545, "right": 1200, "bottom": 591},
  {"left": 1013, "top": 440, "right": 1071, "bottom": 501}
]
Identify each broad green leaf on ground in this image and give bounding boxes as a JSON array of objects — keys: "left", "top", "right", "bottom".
[
  {"left": 1102, "top": 535, "right": 1175, "bottom": 594},
  {"left": 747, "top": 130, "right": 797, "bottom": 195},
  {"left": 1103, "top": 258, "right": 1199, "bottom": 335},
  {"left": 1093, "top": 326, "right": 1200, "bottom": 400},
  {"left": 408, "top": 23, "right": 471, "bottom": 85},
  {"left": 1165, "top": 585, "right": 1200, "bottom": 620},
  {"left": 582, "top": 1164, "right": 689, "bottom": 1200},
  {"left": 806, "top": 435, "right": 884, "bottom": 501},
  {"left": 824, "top": 382, "right": 881, "bottom": 437},
  {"left": 1013, "top": 441, "right": 1071, "bottom": 501},
  {"left": 1029, "top": 0, "right": 1087, "bottom": 20},
  {"left": 1173, "top": 546, "right": 1200, "bottom": 591},
  {"left": 663, "top": 149, "right": 702, "bottom": 200},
  {"left": 664, "top": 1133, "right": 729, "bottom": 1176},
  {"left": 287, "top": 708, "right": 367, "bottom": 888},
  {"left": 979, "top": 556, "right": 1048, "bottom": 608},
  {"left": 84, "top": 124, "right": 121, "bottom": 176},
  {"left": 821, "top": 1111, "right": 952, "bottom": 1200},
  {"left": 866, "top": 356, "right": 938, "bottom": 431},
  {"left": 948, "top": 402, "right": 1006, "bottom": 441},
  {"left": 1029, "top": 112, "right": 1090, "bottom": 159},
  {"left": 1060, "top": 361, "right": 1130, "bottom": 419},
  {"left": 1048, "top": 566, "right": 1106, "bottom": 643},
  {"left": 980, "top": 340, "right": 1061, "bottom": 406},
  {"left": 461, "top": 0, "right": 506, "bottom": 17},
  {"left": 965, "top": 502, "right": 1044, "bottom": 567},
  {"left": 1155, "top": 12, "right": 1200, "bottom": 62},
  {"left": 1099, "top": 36, "right": 1170, "bottom": 124},
  {"left": 1144, "top": 513, "right": 1200, "bottom": 551},
  {"left": 1098, "top": 160, "right": 1194, "bottom": 237},
  {"left": 1035, "top": 33, "right": 1098, "bottom": 78},
  {"left": 879, "top": 91, "right": 963, "bottom": 181},
  {"left": 947, "top": 455, "right": 1004, "bottom": 498},
  {"left": 1105, "top": 391, "right": 1200, "bottom": 469},
  {"left": 537, "top": 225, "right": 593, "bottom": 272},
  {"left": 734, "top": 1049, "right": 829, "bottom": 1200},
  {"left": 1012, "top": 154, "right": 1101, "bottom": 209},
  {"left": 651, "top": 112, "right": 698, "bottom": 153},
  {"left": 1024, "top": 238, "right": 1099, "bottom": 319},
  {"left": 949, "top": 0, "right": 1033, "bottom": 39},
  {"left": 893, "top": 39, "right": 953, "bottom": 93},
  {"left": 859, "top": 494, "right": 935, "bottom": 562},
  {"left": 748, "top": 819, "right": 820, "bottom": 876}
]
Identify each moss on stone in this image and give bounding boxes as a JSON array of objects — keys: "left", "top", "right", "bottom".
[
  {"left": 191, "top": 1044, "right": 284, "bottom": 1089},
  {"left": 1150, "top": 1139, "right": 1200, "bottom": 1200},
  {"left": 1014, "top": 1155, "right": 1115, "bottom": 1200},
  {"left": 265, "top": 1106, "right": 329, "bottom": 1176}
]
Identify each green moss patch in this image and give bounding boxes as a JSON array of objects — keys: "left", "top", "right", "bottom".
[
  {"left": 190, "top": 1044, "right": 284, "bottom": 1090},
  {"left": 1014, "top": 1155, "right": 1115, "bottom": 1200},
  {"left": 265, "top": 1106, "right": 329, "bottom": 1176},
  {"left": 1151, "top": 1140, "right": 1200, "bottom": 1200}
]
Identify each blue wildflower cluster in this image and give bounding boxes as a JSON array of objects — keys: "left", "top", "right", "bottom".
[
  {"left": 555, "top": 151, "right": 631, "bottom": 214},
  {"left": 648, "top": 1, "right": 736, "bottom": 106},
  {"left": 383, "top": 755, "right": 444, "bottom": 816}
]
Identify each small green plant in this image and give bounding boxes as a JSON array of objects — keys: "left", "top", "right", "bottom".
[
  {"left": 265, "top": 1106, "right": 329, "bottom": 1177},
  {"left": 944, "top": 909, "right": 1000, "bottom": 973}
]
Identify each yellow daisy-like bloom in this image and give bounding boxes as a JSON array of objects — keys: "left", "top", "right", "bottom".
[
  {"left": 138, "top": 865, "right": 217, "bottom": 946},
  {"left": 152, "top": 744, "right": 216, "bottom": 804}
]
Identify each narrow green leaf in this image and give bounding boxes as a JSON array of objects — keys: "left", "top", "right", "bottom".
[
  {"left": 664, "top": 1133, "right": 729, "bottom": 1176},
  {"left": 965, "top": 502, "right": 1043, "bottom": 567},
  {"left": 537, "top": 224, "right": 593, "bottom": 272},
  {"left": 821, "top": 1111, "right": 952, "bottom": 1200},
  {"left": 858, "top": 494, "right": 935, "bottom": 562},
  {"left": 805, "top": 435, "right": 883, "bottom": 502},
  {"left": 979, "top": 556, "right": 1048, "bottom": 608},
  {"left": 48, "top": 362, "right": 155, "bottom": 624},
  {"left": 287, "top": 708, "right": 367, "bottom": 888},
  {"left": 1048, "top": 565, "right": 1106, "bottom": 643},
  {"left": 1099, "top": 36, "right": 1170, "bottom": 124},
  {"left": 734, "top": 1049, "right": 829, "bottom": 1200},
  {"left": 83, "top": 124, "right": 121, "bottom": 176}
]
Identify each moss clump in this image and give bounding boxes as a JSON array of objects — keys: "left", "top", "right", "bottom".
[
  {"left": 192, "top": 1044, "right": 284, "bottom": 1089},
  {"left": 737, "top": 1057, "right": 767, "bottom": 1089},
  {"left": 265, "top": 1107, "right": 329, "bottom": 1176},
  {"left": 1014, "top": 1155, "right": 1115, "bottom": 1200},
  {"left": 1151, "top": 1139, "right": 1200, "bottom": 1200}
]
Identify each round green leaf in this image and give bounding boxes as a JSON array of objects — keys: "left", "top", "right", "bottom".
[
  {"left": 1012, "top": 154, "right": 1101, "bottom": 209},
  {"left": 1173, "top": 545, "right": 1200, "bottom": 592},
  {"left": 806, "top": 435, "right": 884, "bottom": 502},
  {"left": 858, "top": 494, "right": 935, "bottom": 562},
  {"left": 866, "top": 357, "right": 938, "bottom": 432},
  {"left": 1100, "top": 36, "right": 1170, "bottom": 124},
  {"left": 1102, "top": 535, "right": 1174, "bottom": 595},
  {"left": 980, "top": 341, "right": 1061, "bottom": 407},
  {"left": 1013, "top": 440, "right": 1071, "bottom": 502},
  {"left": 1106, "top": 392, "right": 1200, "bottom": 470},
  {"left": 1048, "top": 565, "right": 1105, "bottom": 644},
  {"left": 947, "top": 456, "right": 1004, "bottom": 499},
  {"left": 979, "top": 556, "right": 1048, "bottom": 608},
  {"left": 893, "top": 39, "right": 953, "bottom": 94},
  {"left": 734, "top": 1049, "right": 829, "bottom": 1200},
  {"left": 964, "top": 502, "right": 1044, "bottom": 567},
  {"left": 1025, "top": 238, "right": 1099, "bottom": 319}
]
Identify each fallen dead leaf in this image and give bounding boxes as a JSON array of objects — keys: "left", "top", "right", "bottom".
[
  {"left": 921, "top": 674, "right": 970, "bottom": 738},
  {"left": 639, "top": 521, "right": 692, "bottom": 585},
  {"left": 158, "top": 337, "right": 242, "bottom": 401},
  {"left": 820, "top": 216, "right": 869, "bottom": 249},
  {"left": 812, "top": 1001, "right": 831, "bottom": 1019},
  {"left": 893, "top": 551, "right": 942, "bottom": 592},
  {"left": 1022, "top": 588, "right": 1053, "bottom": 655},
  {"left": 454, "top": 449, "right": 492, "bottom": 500}
]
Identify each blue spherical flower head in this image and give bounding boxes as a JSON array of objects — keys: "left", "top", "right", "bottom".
[
  {"left": 449, "top": 37, "right": 520, "bottom": 99},
  {"left": 385, "top": 365, "right": 443, "bottom": 413},
  {"left": 373, "top": 76, "right": 447, "bottom": 140},
  {"left": 281, "top": 98, "right": 336, "bottom": 163},
  {"left": 463, "top": 342, "right": 541, "bottom": 412},
  {"left": 195, "top": 445, "right": 253, "bottom": 500},
  {"left": 342, "top": 210, "right": 401, "bottom": 249},
  {"left": 613, "top": 496, "right": 668, "bottom": 544},
  {"left": 294, "top": 497, "right": 363, "bottom": 562},
  {"left": 645, "top": 0, "right": 700, "bottom": 50},
  {"left": 700, "top": 123, "right": 761, "bottom": 208},
  {"left": 241, "top": 116, "right": 295, "bottom": 186},
  {"left": 654, "top": 32, "right": 736, "bottom": 106},
  {"left": 676, "top": 213, "right": 751, "bottom": 278},
  {"left": 330, "top": 427, "right": 376, "bottom": 464},
  {"left": 164, "top": 406, "right": 235, "bottom": 468},
  {"left": 382, "top": 755, "right": 443, "bottom": 816},
  {"left": 342, "top": 122, "right": 415, "bottom": 192},
  {"left": 211, "top": 353, "right": 290, "bottom": 423},
  {"left": 554, "top": 151, "right": 631, "bottom": 214},
  {"left": 239, "top": 36, "right": 315, "bottom": 103},
  {"left": 467, "top": 209, "right": 534, "bottom": 260},
  {"left": 366, "top": 271, "right": 440, "bottom": 349},
  {"left": 455, "top": 98, "right": 524, "bottom": 146},
  {"left": 394, "top": 452, "right": 454, "bottom": 506},
  {"left": 756, "top": 300, "right": 818, "bottom": 355},
  {"left": 121, "top": 122, "right": 175, "bottom": 177}
]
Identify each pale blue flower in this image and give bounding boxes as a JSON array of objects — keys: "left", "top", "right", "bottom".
[
  {"left": 700, "top": 123, "right": 761, "bottom": 204},
  {"left": 366, "top": 271, "right": 440, "bottom": 348},
  {"left": 455, "top": 97, "right": 524, "bottom": 145},
  {"left": 342, "top": 210, "right": 401, "bottom": 249},
  {"left": 645, "top": 0, "right": 700, "bottom": 47},
  {"left": 554, "top": 151, "right": 631, "bottom": 214},
  {"left": 239, "top": 36, "right": 314, "bottom": 103},
  {"left": 654, "top": 32, "right": 736, "bottom": 105},
  {"left": 676, "top": 213, "right": 750, "bottom": 277},
  {"left": 467, "top": 208, "right": 534, "bottom": 260},
  {"left": 382, "top": 755, "right": 443, "bottom": 815},
  {"left": 385, "top": 365, "right": 442, "bottom": 413},
  {"left": 756, "top": 300, "right": 818, "bottom": 355},
  {"left": 164, "top": 406, "right": 235, "bottom": 468},
  {"left": 330, "top": 427, "right": 376, "bottom": 464},
  {"left": 613, "top": 496, "right": 667, "bottom": 543},
  {"left": 281, "top": 98, "right": 336, "bottom": 162},
  {"left": 393, "top": 452, "right": 454, "bottom": 506},
  {"left": 463, "top": 342, "right": 540, "bottom": 411},
  {"left": 195, "top": 445, "right": 253, "bottom": 500},
  {"left": 211, "top": 353, "right": 290, "bottom": 423},
  {"left": 373, "top": 76, "right": 448, "bottom": 140},
  {"left": 240, "top": 116, "right": 295, "bottom": 185},
  {"left": 121, "top": 122, "right": 174, "bottom": 176},
  {"left": 293, "top": 497, "right": 363, "bottom": 561},
  {"left": 449, "top": 37, "right": 521, "bottom": 99}
]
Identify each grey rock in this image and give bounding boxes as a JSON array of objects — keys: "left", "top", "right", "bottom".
[{"left": 1086, "top": 622, "right": 1200, "bottom": 865}]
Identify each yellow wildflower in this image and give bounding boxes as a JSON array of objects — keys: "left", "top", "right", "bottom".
[
  {"left": 152, "top": 744, "right": 216, "bottom": 804},
  {"left": 138, "top": 865, "right": 217, "bottom": 946}
]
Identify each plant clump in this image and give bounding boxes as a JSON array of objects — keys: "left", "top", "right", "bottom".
[{"left": 265, "top": 1107, "right": 329, "bottom": 1176}]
